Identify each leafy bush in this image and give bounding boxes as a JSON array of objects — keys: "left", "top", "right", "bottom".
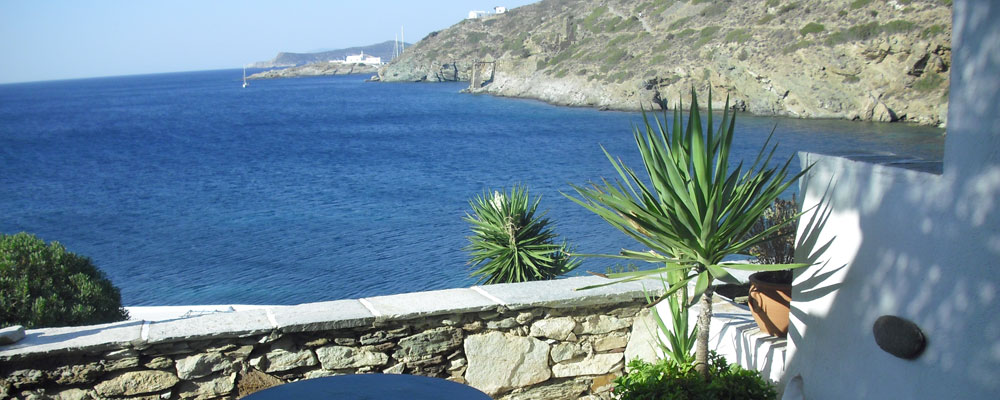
[
  {"left": 584, "top": 6, "right": 608, "bottom": 32},
  {"left": 850, "top": 0, "right": 873, "bottom": 9},
  {"left": 913, "top": 73, "right": 944, "bottom": 92},
  {"left": 782, "top": 39, "right": 814, "bottom": 54},
  {"left": 725, "top": 28, "right": 751, "bottom": 43},
  {"left": 464, "top": 186, "right": 578, "bottom": 284},
  {"left": 920, "top": 24, "right": 946, "bottom": 39},
  {"left": 1, "top": 232, "right": 129, "bottom": 328},
  {"left": 615, "top": 354, "right": 777, "bottom": 400},
  {"left": 669, "top": 16, "right": 694, "bottom": 31},
  {"left": 883, "top": 19, "right": 916, "bottom": 34},
  {"left": 799, "top": 22, "right": 825, "bottom": 36},
  {"left": 692, "top": 25, "right": 721, "bottom": 49},
  {"left": 747, "top": 197, "right": 798, "bottom": 265}
]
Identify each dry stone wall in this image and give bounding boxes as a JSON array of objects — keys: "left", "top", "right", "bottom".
[{"left": 0, "top": 276, "right": 658, "bottom": 400}]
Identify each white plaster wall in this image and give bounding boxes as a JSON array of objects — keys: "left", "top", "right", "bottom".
[{"left": 784, "top": 2, "right": 1000, "bottom": 397}]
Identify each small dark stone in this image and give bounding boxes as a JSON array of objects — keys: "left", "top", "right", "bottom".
[{"left": 873, "top": 315, "right": 926, "bottom": 360}]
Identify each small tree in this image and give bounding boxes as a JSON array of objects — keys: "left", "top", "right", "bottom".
[
  {"left": 1, "top": 232, "right": 129, "bottom": 328},
  {"left": 567, "top": 89, "right": 810, "bottom": 378},
  {"left": 464, "top": 185, "right": 578, "bottom": 284}
]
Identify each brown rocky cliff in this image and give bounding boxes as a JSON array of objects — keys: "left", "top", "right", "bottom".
[{"left": 380, "top": 0, "right": 951, "bottom": 126}]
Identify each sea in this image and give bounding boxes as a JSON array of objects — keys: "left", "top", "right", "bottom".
[{"left": 0, "top": 69, "right": 945, "bottom": 306}]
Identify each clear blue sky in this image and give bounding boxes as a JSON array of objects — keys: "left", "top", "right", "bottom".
[{"left": 0, "top": 0, "right": 539, "bottom": 84}]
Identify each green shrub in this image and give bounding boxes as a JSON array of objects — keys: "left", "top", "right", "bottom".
[
  {"left": 1, "top": 233, "right": 129, "bottom": 328},
  {"left": 669, "top": 16, "right": 694, "bottom": 31},
  {"left": 800, "top": 22, "right": 825, "bottom": 36},
  {"left": 757, "top": 14, "right": 776, "bottom": 25},
  {"left": 850, "top": 0, "right": 872, "bottom": 9},
  {"left": 700, "top": 2, "right": 730, "bottom": 17},
  {"left": 883, "top": 19, "right": 916, "bottom": 34},
  {"left": 838, "top": 10, "right": 848, "bottom": 17},
  {"left": 676, "top": 28, "right": 698, "bottom": 38},
  {"left": 464, "top": 186, "right": 578, "bottom": 284},
  {"left": 584, "top": 6, "right": 608, "bottom": 32},
  {"left": 614, "top": 354, "right": 777, "bottom": 400},
  {"left": 725, "top": 28, "right": 751, "bottom": 43},
  {"left": 650, "top": 54, "right": 667, "bottom": 64},
  {"left": 783, "top": 39, "right": 813, "bottom": 54},
  {"left": 692, "top": 25, "right": 721, "bottom": 49},
  {"left": 466, "top": 32, "right": 487, "bottom": 45},
  {"left": 778, "top": 2, "right": 799, "bottom": 14},
  {"left": 765, "top": 0, "right": 780, "bottom": 7},
  {"left": 920, "top": 24, "right": 946, "bottom": 39},
  {"left": 914, "top": 73, "right": 944, "bottom": 92}
]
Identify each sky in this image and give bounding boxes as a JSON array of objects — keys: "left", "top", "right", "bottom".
[{"left": 0, "top": 0, "right": 540, "bottom": 84}]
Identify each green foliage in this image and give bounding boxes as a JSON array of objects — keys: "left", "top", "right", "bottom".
[
  {"left": 843, "top": 74, "right": 861, "bottom": 83},
  {"left": 614, "top": 354, "right": 777, "bottom": 400},
  {"left": 913, "top": 73, "right": 944, "bottom": 92},
  {"left": 783, "top": 39, "right": 814, "bottom": 54},
  {"left": 568, "top": 89, "right": 811, "bottom": 376},
  {"left": 738, "top": 48, "right": 749, "bottom": 61},
  {"left": 676, "top": 28, "right": 698, "bottom": 38},
  {"left": 1, "top": 232, "right": 129, "bottom": 328},
  {"left": 746, "top": 198, "right": 798, "bottom": 265},
  {"left": 650, "top": 54, "right": 667, "bottom": 64},
  {"left": 465, "top": 186, "right": 578, "bottom": 284},
  {"left": 602, "top": 48, "right": 629, "bottom": 69},
  {"left": 765, "top": 0, "right": 780, "bottom": 7},
  {"left": 692, "top": 26, "right": 721, "bottom": 49},
  {"left": 584, "top": 6, "right": 608, "bottom": 32},
  {"left": 724, "top": 28, "right": 751, "bottom": 43},
  {"left": 609, "top": 33, "right": 637, "bottom": 48},
  {"left": 883, "top": 20, "right": 916, "bottom": 34},
  {"left": 920, "top": 24, "right": 946, "bottom": 39},
  {"left": 691, "top": 0, "right": 713, "bottom": 4},
  {"left": 838, "top": 10, "right": 848, "bottom": 17},
  {"left": 669, "top": 16, "right": 694, "bottom": 31},
  {"left": 800, "top": 22, "right": 825, "bottom": 36},
  {"left": 939, "top": 0, "right": 952, "bottom": 5},
  {"left": 700, "top": 2, "right": 730, "bottom": 17},
  {"left": 778, "top": 2, "right": 798, "bottom": 14},
  {"left": 757, "top": 14, "right": 776, "bottom": 25},
  {"left": 502, "top": 33, "right": 529, "bottom": 57},
  {"left": 466, "top": 32, "right": 487, "bottom": 45},
  {"left": 826, "top": 20, "right": 919, "bottom": 45},
  {"left": 850, "top": 0, "right": 873, "bottom": 9},
  {"left": 535, "top": 59, "right": 548, "bottom": 71},
  {"left": 648, "top": 269, "right": 697, "bottom": 363}
]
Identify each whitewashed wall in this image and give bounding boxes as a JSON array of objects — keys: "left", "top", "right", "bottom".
[{"left": 785, "top": 1, "right": 1000, "bottom": 398}]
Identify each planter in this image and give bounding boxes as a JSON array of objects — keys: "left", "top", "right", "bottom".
[{"left": 748, "top": 271, "right": 792, "bottom": 337}]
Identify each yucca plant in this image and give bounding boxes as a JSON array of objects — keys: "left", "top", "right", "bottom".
[
  {"left": 464, "top": 185, "right": 578, "bottom": 284},
  {"left": 646, "top": 268, "right": 697, "bottom": 364},
  {"left": 567, "top": 89, "right": 811, "bottom": 378}
]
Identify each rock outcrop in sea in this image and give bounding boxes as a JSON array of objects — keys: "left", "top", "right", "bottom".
[
  {"left": 248, "top": 62, "right": 378, "bottom": 79},
  {"left": 379, "top": 0, "right": 951, "bottom": 126}
]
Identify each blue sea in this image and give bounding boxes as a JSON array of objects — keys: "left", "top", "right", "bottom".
[{"left": 0, "top": 69, "right": 944, "bottom": 306}]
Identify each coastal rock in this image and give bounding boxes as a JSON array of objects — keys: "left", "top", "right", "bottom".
[
  {"left": 248, "top": 62, "right": 378, "bottom": 80},
  {"left": 94, "top": 370, "right": 180, "bottom": 397},
  {"left": 464, "top": 332, "right": 551, "bottom": 395},
  {"left": 379, "top": 0, "right": 952, "bottom": 126}
]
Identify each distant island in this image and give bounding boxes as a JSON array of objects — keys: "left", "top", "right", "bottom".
[
  {"left": 249, "top": 40, "right": 412, "bottom": 80},
  {"left": 247, "top": 61, "right": 378, "bottom": 79},
  {"left": 379, "top": 0, "right": 952, "bottom": 126}
]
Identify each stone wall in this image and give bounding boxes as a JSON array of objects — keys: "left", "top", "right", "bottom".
[{"left": 0, "top": 276, "right": 659, "bottom": 400}]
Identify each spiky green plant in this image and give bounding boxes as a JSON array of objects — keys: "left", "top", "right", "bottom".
[
  {"left": 567, "top": 89, "right": 811, "bottom": 378},
  {"left": 465, "top": 185, "right": 578, "bottom": 284},
  {"left": 646, "top": 268, "right": 697, "bottom": 364}
]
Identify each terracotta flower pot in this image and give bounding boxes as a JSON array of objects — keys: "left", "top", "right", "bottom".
[{"left": 748, "top": 271, "right": 792, "bottom": 337}]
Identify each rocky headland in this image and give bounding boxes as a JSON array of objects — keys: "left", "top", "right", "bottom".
[
  {"left": 248, "top": 62, "right": 378, "bottom": 79},
  {"left": 379, "top": 0, "right": 952, "bottom": 126}
]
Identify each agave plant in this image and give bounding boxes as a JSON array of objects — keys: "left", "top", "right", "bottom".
[
  {"left": 567, "top": 89, "right": 810, "bottom": 378},
  {"left": 464, "top": 185, "right": 578, "bottom": 284}
]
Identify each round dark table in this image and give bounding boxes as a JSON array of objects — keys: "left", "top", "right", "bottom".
[{"left": 241, "top": 374, "right": 493, "bottom": 399}]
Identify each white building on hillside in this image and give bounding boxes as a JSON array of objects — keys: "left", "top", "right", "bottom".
[
  {"left": 345, "top": 51, "right": 381, "bottom": 65},
  {"left": 468, "top": 6, "right": 507, "bottom": 19}
]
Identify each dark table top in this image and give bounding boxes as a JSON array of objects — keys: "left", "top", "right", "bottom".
[{"left": 241, "top": 373, "right": 493, "bottom": 399}]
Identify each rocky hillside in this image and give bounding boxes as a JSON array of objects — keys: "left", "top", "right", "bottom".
[
  {"left": 379, "top": 0, "right": 952, "bottom": 126},
  {"left": 252, "top": 41, "right": 409, "bottom": 68},
  {"left": 247, "top": 62, "right": 377, "bottom": 79}
]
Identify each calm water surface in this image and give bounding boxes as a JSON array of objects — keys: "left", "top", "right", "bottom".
[{"left": 0, "top": 70, "right": 944, "bottom": 305}]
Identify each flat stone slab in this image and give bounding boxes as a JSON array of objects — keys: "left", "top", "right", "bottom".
[
  {"left": 145, "top": 309, "right": 273, "bottom": 344},
  {"left": 475, "top": 275, "right": 661, "bottom": 310},
  {"left": 0, "top": 321, "right": 143, "bottom": 360},
  {"left": 272, "top": 300, "right": 375, "bottom": 332},
  {"left": 361, "top": 288, "right": 498, "bottom": 320}
]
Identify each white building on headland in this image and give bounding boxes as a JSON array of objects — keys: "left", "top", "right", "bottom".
[
  {"left": 344, "top": 51, "right": 381, "bottom": 65},
  {"left": 468, "top": 6, "right": 507, "bottom": 19}
]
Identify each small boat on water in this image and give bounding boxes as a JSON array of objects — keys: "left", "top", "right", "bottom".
[{"left": 242, "top": 66, "right": 249, "bottom": 88}]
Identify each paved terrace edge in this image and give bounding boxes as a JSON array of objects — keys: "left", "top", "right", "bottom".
[{"left": 0, "top": 275, "right": 661, "bottom": 360}]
